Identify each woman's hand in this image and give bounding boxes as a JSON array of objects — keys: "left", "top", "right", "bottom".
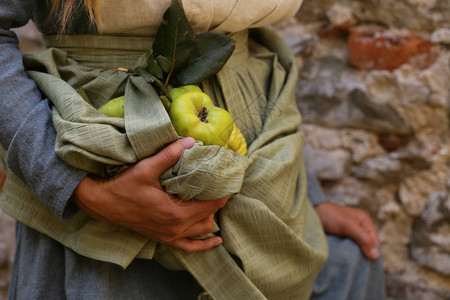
[
  {"left": 72, "top": 137, "right": 230, "bottom": 253},
  {"left": 314, "top": 202, "right": 381, "bottom": 260}
]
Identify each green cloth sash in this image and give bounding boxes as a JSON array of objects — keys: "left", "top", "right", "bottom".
[{"left": 1, "top": 28, "right": 328, "bottom": 299}]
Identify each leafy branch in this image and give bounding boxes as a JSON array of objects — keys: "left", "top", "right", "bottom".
[{"left": 134, "top": 0, "right": 236, "bottom": 102}]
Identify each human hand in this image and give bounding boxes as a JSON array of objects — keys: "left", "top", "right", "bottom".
[
  {"left": 314, "top": 202, "right": 381, "bottom": 260},
  {"left": 72, "top": 137, "right": 231, "bottom": 253}
]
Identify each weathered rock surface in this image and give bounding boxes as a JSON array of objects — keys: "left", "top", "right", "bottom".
[
  {"left": 293, "top": 0, "right": 450, "bottom": 297},
  {"left": 411, "top": 191, "right": 450, "bottom": 276},
  {"left": 296, "top": 56, "right": 412, "bottom": 134},
  {"left": 352, "top": 0, "right": 450, "bottom": 32}
]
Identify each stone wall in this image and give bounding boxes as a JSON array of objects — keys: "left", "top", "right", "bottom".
[
  {"left": 0, "top": 2, "right": 449, "bottom": 299},
  {"left": 271, "top": 0, "right": 449, "bottom": 299}
]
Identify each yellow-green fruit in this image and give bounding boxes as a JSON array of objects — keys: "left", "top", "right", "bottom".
[
  {"left": 169, "top": 91, "right": 234, "bottom": 146},
  {"left": 98, "top": 96, "right": 125, "bottom": 118},
  {"left": 225, "top": 124, "right": 248, "bottom": 156},
  {"left": 169, "top": 85, "right": 202, "bottom": 101}
]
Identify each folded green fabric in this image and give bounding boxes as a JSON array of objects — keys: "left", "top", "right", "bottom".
[{"left": 1, "top": 28, "right": 328, "bottom": 300}]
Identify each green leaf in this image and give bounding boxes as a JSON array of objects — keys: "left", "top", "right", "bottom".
[
  {"left": 155, "top": 55, "right": 172, "bottom": 73},
  {"left": 145, "top": 49, "right": 164, "bottom": 79},
  {"left": 153, "top": 0, "right": 197, "bottom": 75},
  {"left": 139, "top": 0, "right": 235, "bottom": 93},
  {"left": 171, "top": 33, "right": 236, "bottom": 86}
]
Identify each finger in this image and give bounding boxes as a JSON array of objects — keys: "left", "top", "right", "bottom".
[
  {"left": 343, "top": 219, "right": 380, "bottom": 260},
  {"left": 179, "top": 214, "right": 215, "bottom": 237},
  {"left": 171, "top": 195, "right": 231, "bottom": 225},
  {"left": 148, "top": 195, "right": 229, "bottom": 238},
  {"left": 148, "top": 137, "right": 196, "bottom": 177},
  {"left": 147, "top": 214, "right": 214, "bottom": 244},
  {"left": 154, "top": 213, "right": 215, "bottom": 240},
  {"left": 169, "top": 236, "right": 223, "bottom": 253},
  {"left": 360, "top": 215, "right": 381, "bottom": 246},
  {"left": 169, "top": 194, "right": 230, "bottom": 209}
]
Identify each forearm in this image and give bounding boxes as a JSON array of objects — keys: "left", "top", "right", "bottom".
[{"left": 0, "top": 0, "right": 87, "bottom": 219}]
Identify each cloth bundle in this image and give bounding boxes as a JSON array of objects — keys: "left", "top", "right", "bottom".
[{"left": 1, "top": 28, "right": 327, "bottom": 299}]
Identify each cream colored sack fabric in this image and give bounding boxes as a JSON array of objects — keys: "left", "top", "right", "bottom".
[
  {"left": 1, "top": 28, "right": 327, "bottom": 299},
  {"left": 97, "top": 0, "right": 303, "bottom": 35}
]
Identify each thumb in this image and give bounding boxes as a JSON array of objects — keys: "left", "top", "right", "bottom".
[{"left": 149, "top": 137, "right": 196, "bottom": 176}]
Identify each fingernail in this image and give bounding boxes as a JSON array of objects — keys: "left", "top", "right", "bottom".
[
  {"left": 180, "top": 137, "right": 195, "bottom": 149},
  {"left": 369, "top": 247, "right": 380, "bottom": 259}
]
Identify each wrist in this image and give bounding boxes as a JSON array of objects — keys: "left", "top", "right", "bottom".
[{"left": 72, "top": 174, "right": 109, "bottom": 222}]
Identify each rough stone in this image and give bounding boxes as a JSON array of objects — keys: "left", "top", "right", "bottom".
[
  {"left": 282, "top": 33, "right": 317, "bottom": 57},
  {"left": 419, "top": 53, "right": 450, "bottom": 108},
  {"left": 357, "top": 184, "right": 398, "bottom": 224},
  {"left": 312, "top": 35, "right": 349, "bottom": 62},
  {"left": 302, "top": 124, "right": 343, "bottom": 150},
  {"left": 295, "top": 0, "right": 340, "bottom": 22},
  {"left": 351, "top": 155, "right": 404, "bottom": 183},
  {"left": 365, "top": 70, "right": 402, "bottom": 106},
  {"left": 352, "top": 0, "right": 450, "bottom": 32},
  {"left": 377, "top": 201, "right": 413, "bottom": 272},
  {"left": 325, "top": 3, "right": 355, "bottom": 26},
  {"left": 396, "top": 104, "right": 448, "bottom": 133},
  {"left": 394, "top": 65, "right": 431, "bottom": 105},
  {"left": 412, "top": 247, "right": 450, "bottom": 278},
  {"left": 401, "top": 133, "right": 449, "bottom": 174},
  {"left": 303, "top": 125, "right": 386, "bottom": 164},
  {"left": 343, "top": 130, "right": 386, "bottom": 163},
  {"left": 431, "top": 28, "right": 450, "bottom": 44},
  {"left": 270, "top": 20, "right": 320, "bottom": 57},
  {"left": 303, "top": 144, "right": 350, "bottom": 180},
  {"left": 386, "top": 274, "right": 450, "bottom": 300},
  {"left": 296, "top": 56, "right": 412, "bottom": 134},
  {"left": 365, "top": 60, "right": 448, "bottom": 109},
  {"left": 411, "top": 191, "right": 450, "bottom": 276},
  {"left": 321, "top": 177, "right": 371, "bottom": 206},
  {"left": 399, "top": 168, "right": 447, "bottom": 216}
]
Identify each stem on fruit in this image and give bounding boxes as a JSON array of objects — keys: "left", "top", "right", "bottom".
[{"left": 198, "top": 107, "right": 209, "bottom": 123}]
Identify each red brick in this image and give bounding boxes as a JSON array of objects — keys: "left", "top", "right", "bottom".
[{"left": 348, "top": 28, "right": 437, "bottom": 71}]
